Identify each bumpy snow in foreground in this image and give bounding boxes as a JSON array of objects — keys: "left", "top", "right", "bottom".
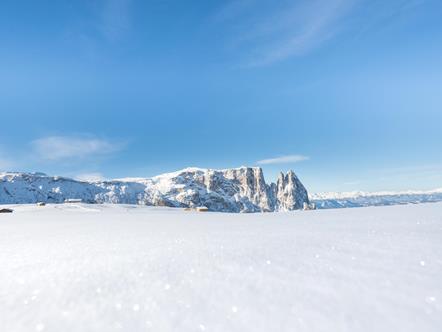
[{"left": 1, "top": 203, "right": 441, "bottom": 332}]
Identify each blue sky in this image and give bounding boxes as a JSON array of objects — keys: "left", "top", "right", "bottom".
[{"left": 1, "top": 0, "right": 441, "bottom": 192}]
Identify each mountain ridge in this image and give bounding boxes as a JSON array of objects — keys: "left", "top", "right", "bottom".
[
  {"left": 310, "top": 188, "right": 442, "bottom": 209},
  {"left": 0, "top": 167, "right": 309, "bottom": 213}
]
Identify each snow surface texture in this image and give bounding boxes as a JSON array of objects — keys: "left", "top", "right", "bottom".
[
  {"left": 1, "top": 203, "right": 441, "bottom": 332},
  {"left": 311, "top": 188, "right": 442, "bottom": 209},
  {"left": 0, "top": 167, "right": 309, "bottom": 213}
]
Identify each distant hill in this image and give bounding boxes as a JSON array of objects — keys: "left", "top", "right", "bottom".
[{"left": 310, "top": 189, "right": 442, "bottom": 209}]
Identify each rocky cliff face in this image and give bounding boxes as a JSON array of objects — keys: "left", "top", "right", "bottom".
[
  {"left": 0, "top": 167, "right": 309, "bottom": 212},
  {"left": 274, "top": 170, "right": 309, "bottom": 211}
]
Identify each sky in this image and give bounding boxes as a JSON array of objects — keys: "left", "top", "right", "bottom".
[{"left": 0, "top": 0, "right": 442, "bottom": 193}]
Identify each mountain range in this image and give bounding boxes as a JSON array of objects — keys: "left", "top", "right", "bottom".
[
  {"left": 2, "top": 167, "right": 441, "bottom": 212},
  {"left": 310, "top": 189, "right": 442, "bottom": 209},
  {"left": 0, "top": 167, "right": 309, "bottom": 213}
]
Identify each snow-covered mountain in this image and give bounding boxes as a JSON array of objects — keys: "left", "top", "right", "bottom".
[
  {"left": 0, "top": 167, "right": 309, "bottom": 212},
  {"left": 310, "top": 188, "right": 442, "bottom": 209},
  {"left": 4, "top": 166, "right": 439, "bottom": 211}
]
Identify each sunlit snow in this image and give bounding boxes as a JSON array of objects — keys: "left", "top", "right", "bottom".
[{"left": 1, "top": 202, "right": 441, "bottom": 331}]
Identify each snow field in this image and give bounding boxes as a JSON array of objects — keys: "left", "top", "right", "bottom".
[{"left": 1, "top": 203, "right": 441, "bottom": 331}]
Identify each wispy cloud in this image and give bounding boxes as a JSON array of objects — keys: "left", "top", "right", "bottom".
[
  {"left": 213, "top": 0, "right": 424, "bottom": 66},
  {"left": 32, "top": 136, "right": 124, "bottom": 161},
  {"left": 250, "top": 0, "right": 356, "bottom": 66},
  {"left": 257, "top": 154, "right": 309, "bottom": 165},
  {"left": 214, "top": 0, "right": 357, "bottom": 66}
]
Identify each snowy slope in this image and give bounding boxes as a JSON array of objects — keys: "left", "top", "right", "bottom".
[
  {"left": 0, "top": 167, "right": 309, "bottom": 212},
  {"left": 310, "top": 188, "right": 442, "bottom": 209},
  {"left": 1, "top": 203, "right": 441, "bottom": 332}
]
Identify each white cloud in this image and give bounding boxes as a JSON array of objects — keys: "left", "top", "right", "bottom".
[
  {"left": 257, "top": 154, "right": 309, "bottom": 165},
  {"left": 32, "top": 136, "right": 123, "bottom": 161},
  {"left": 75, "top": 173, "right": 106, "bottom": 182}
]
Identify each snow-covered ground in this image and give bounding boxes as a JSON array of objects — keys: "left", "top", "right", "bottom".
[{"left": 1, "top": 203, "right": 441, "bottom": 332}]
